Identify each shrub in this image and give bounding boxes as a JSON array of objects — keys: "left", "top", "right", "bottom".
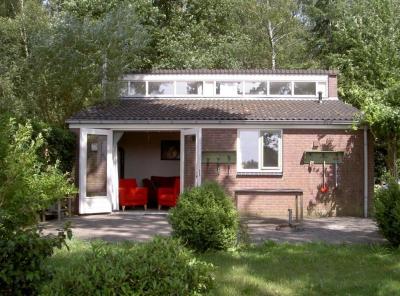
[
  {"left": 0, "top": 116, "right": 76, "bottom": 228},
  {"left": 375, "top": 180, "right": 400, "bottom": 247},
  {"left": 41, "top": 237, "right": 214, "bottom": 295},
  {"left": 0, "top": 225, "right": 71, "bottom": 296},
  {"left": 169, "top": 182, "right": 239, "bottom": 252}
]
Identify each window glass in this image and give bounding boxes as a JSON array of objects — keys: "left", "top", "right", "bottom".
[
  {"left": 270, "top": 82, "right": 292, "bottom": 95},
  {"left": 262, "top": 130, "right": 281, "bottom": 168},
  {"left": 148, "top": 81, "right": 174, "bottom": 95},
  {"left": 239, "top": 130, "right": 259, "bottom": 169},
  {"left": 120, "top": 81, "right": 128, "bottom": 96},
  {"left": 86, "top": 135, "right": 107, "bottom": 197},
  {"left": 129, "top": 81, "right": 146, "bottom": 96},
  {"left": 176, "top": 81, "right": 203, "bottom": 95},
  {"left": 294, "top": 82, "right": 316, "bottom": 95},
  {"left": 245, "top": 81, "right": 268, "bottom": 95},
  {"left": 216, "top": 82, "right": 243, "bottom": 96}
]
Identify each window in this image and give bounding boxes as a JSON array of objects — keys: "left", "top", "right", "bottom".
[
  {"left": 176, "top": 81, "right": 203, "bottom": 95},
  {"left": 262, "top": 130, "right": 281, "bottom": 168},
  {"left": 129, "top": 81, "right": 146, "bottom": 96},
  {"left": 120, "top": 81, "right": 128, "bottom": 96},
  {"left": 238, "top": 129, "right": 282, "bottom": 172},
  {"left": 294, "top": 82, "right": 316, "bottom": 95},
  {"left": 245, "top": 81, "right": 268, "bottom": 95},
  {"left": 269, "top": 82, "right": 292, "bottom": 95},
  {"left": 148, "top": 81, "right": 174, "bottom": 95},
  {"left": 216, "top": 82, "right": 243, "bottom": 96},
  {"left": 238, "top": 130, "right": 259, "bottom": 169}
]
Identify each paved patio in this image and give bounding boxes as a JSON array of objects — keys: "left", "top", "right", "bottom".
[{"left": 41, "top": 211, "right": 385, "bottom": 244}]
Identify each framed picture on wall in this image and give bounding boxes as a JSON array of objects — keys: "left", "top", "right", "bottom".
[{"left": 161, "top": 140, "right": 180, "bottom": 160}]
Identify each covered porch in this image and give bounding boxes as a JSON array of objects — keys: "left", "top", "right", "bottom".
[{"left": 76, "top": 127, "right": 202, "bottom": 214}]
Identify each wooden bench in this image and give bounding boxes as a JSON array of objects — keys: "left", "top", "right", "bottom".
[{"left": 234, "top": 189, "right": 304, "bottom": 221}]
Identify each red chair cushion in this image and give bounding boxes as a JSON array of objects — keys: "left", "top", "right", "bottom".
[{"left": 119, "top": 178, "right": 148, "bottom": 207}]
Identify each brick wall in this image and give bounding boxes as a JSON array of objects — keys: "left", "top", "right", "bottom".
[
  {"left": 328, "top": 74, "right": 338, "bottom": 98},
  {"left": 201, "top": 128, "right": 374, "bottom": 217},
  {"left": 184, "top": 134, "right": 196, "bottom": 189}
]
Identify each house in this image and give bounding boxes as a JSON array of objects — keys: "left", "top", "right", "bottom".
[{"left": 67, "top": 69, "right": 373, "bottom": 218}]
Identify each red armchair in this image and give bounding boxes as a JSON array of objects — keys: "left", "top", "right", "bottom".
[
  {"left": 119, "top": 179, "right": 148, "bottom": 211},
  {"left": 157, "top": 178, "right": 180, "bottom": 210}
]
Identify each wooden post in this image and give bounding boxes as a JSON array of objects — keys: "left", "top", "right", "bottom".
[
  {"left": 57, "top": 199, "right": 61, "bottom": 222},
  {"left": 300, "top": 193, "right": 303, "bottom": 221}
]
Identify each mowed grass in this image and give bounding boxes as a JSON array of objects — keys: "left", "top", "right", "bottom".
[
  {"left": 48, "top": 240, "right": 400, "bottom": 296},
  {"left": 200, "top": 242, "right": 400, "bottom": 296}
]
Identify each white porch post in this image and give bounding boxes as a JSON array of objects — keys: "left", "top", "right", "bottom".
[
  {"left": 112, "top": 131, "right": 124, "bottom": 211},
  {"left": 196, "top": 128, "right": 202, "bottom": 186},
  {"left": 180, "top": 130, "right": 184, "bottom": 193},
  {"left": 180, "top": 128, "right": 202, "bottom": 191},
  {"left": 363, "top": 126, "right": 368, "bottom": 218}
]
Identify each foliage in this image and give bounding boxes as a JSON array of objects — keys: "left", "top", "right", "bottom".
[
  {"left": 201, "top": 242, "right": 400, "bottom": 295},
  {"left": 375, "top": 180, "right": 400, "bottom": 247},
  {"left": 169, "top": 182, "right": 239, "bottom": 252},
  {"left": 305, "top": 0, "right": 400, "bottom": 178},
  {"left": 0, "top": 0, "right": 149, "bottom": 125},
  {"left": 41, "top": 237, "right": 214, "bottom": 296},
  {"left": 0, "top": 116, "right": 76, "bottom": 228},
  {"left": 0, "top": 224, "right": 72, "bottom": 296},
  {"left": 32, "top": 121, "right": 76, "bottom": 173}
]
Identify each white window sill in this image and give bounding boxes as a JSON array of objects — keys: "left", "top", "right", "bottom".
[{"left": 236, "top": 171, "right": 283, "bottom": 177}]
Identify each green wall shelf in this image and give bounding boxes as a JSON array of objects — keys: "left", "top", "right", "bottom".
[{"left": 303, "top": 151, "right": 344, "bottom": 164}]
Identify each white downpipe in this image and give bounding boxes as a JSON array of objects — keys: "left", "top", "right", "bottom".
[{"left": 364, "top": 127, "right": 368, "bottom": 218}]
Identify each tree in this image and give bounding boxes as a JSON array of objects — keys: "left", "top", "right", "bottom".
[
  {"left": 0, "top": 0, "right": 149, "bottom": 125},
  {"left": 256, "top": 0, "right": 311, "bottom": 69},
  {"left": 305, "top": 0, "right": 400, "bottom": 178},
  {"left": 0, "top": 116, "right": 76, "bottom": 228}
]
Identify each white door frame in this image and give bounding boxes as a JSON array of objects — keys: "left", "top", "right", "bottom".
[
  {"left": 180, "top": 128, "right": 202, "bottom": 192},
  {"left": 79, "top": 128, "right": 113, "bottom": 214}
]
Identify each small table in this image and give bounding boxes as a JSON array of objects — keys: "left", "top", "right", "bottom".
[{"left": 234, "top": 188, "right": 304, "bottom": 221}]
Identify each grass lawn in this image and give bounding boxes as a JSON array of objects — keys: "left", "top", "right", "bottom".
[
  {"left": 47, "top": 240, "right": 400, "bottom": 296},
  {"left": 201, "top": 242, "right": 400, "bottom": 296}
]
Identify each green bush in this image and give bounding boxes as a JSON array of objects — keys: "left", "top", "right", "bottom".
[
  {"left": 169, "top": 182, "right": 239, "bottom": 252},
  {"left": 0, "top": 116, "right": 76, "bottom": 228},
  {"left": 375, "top": 180, "right": 400, "bottom": 246},
  {"left": 0, "top": 225, "right": 71, "bottom": 296},
  {"left": 41, "top": 237, "right": 214, "bottom": 295}
]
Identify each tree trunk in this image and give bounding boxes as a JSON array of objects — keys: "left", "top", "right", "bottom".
[
  {"left": 19, "top": 0, "right": 29, "bottom": 58},
  {"left": 267, "top": 20, "right": 276, "bottom": 70}
]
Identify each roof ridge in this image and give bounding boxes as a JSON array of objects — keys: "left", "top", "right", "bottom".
[{"left": 126, "top": 69, "right": 339, "bottom": 75}]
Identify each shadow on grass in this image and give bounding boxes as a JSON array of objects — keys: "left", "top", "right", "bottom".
[{"left": 201, "top": 242, "right": 400, "bottom": 296}]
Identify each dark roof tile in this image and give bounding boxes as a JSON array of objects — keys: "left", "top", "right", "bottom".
[{"left": 68, "top": 99, "right": 359, "bottom": 123}]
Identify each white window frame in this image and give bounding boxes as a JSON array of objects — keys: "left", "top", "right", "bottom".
[
  {"left": 237, "top": 129, "right": 283, "bottom": 173},
  {"left": 119, "top": 75, "right": 330, "bottom": 99}
]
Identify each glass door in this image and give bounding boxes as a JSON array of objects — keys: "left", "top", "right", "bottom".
[
  {"left": 79, "top": 128, "right": 113, "bottom": 214},
  {"left": 181, "top": 128, "right": 202, "bottom": 191}
]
